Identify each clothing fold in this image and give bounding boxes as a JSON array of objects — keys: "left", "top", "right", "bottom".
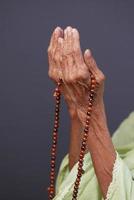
[{"left": 53, "top": 111, "right": 134, "bottom": 200}]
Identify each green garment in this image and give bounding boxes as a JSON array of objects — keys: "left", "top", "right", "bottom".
[{"left": 53, "top": 111, "right": 134, "bottom": 200}]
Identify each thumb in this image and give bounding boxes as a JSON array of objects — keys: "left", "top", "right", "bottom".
[
  {"left": 84, "top": 49, "right": 105, "bottom": 91},
  {"left": 83, "top": 49, "right": 92, "bottom": 72},
  {"left": 84, "top": 49, "right": 100, "bottom": 77}
]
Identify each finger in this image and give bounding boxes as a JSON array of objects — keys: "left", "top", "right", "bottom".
[
  {"left": 48, "top": 27, "right": 63, "bottom": 69},
  {"left": 66, "top": 27, "right": 76, "bottom": 80},
  {"left": 54, "top": 37, "right": 64, "bottom": 82},
  {"left": 60, "top": 27, "right": 76, "bottom": 97},
  {"left": 84, "top": 49, "right": 96, "bottom": 73},
  {"left": 72, "top": 28, "right": 84, "bottom": 66},
  {"left": 48, "top": 27, "right": 63, "bottom": 82},
  {"left": 48, "top": 27, "right": 63, "bottom": 58},
  {"left": 62, "top": 27, "right": 74, "bottom": 83},
  {"left": 62, "top": 27, "right": 87, "bottom": 100},
  {"left": 84, "top": 49, "right": 105, "bottom": 84}
]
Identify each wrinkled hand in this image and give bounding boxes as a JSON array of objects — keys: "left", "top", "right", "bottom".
[{"left": 48, "top": 26, "right": 105, "bottom": 123}]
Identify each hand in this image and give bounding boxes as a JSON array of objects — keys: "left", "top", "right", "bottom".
[
  {"left": 48, "top": 26, "right": 105, "bottom": 123},
  {"left": 47, "top": 26, "right": 87, "bottom": 118},
  {"left": 47, "top": 26, "right": 105, "bottom": 124}
]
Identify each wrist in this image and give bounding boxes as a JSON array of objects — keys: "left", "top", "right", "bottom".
[
  {"left": 77, "top": 98, "right": 107, "bottom": 128},
  {"left": 67, "top": 105, "right": 79, "bottom": 120}
]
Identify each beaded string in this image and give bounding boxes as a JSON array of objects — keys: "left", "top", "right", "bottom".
[
  {"left": 47, "top": 73, "right": 97, "bottom": 200},
  {"left": 71, "top": 73, "right": 97, "bottom": 200},
  {"left": 47, "top": 79, "right": 62, "bottom": 200}
]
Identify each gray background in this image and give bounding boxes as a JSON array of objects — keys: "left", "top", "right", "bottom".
[{"left": 0, "top": 0, "right": 134, "bottom": 199}]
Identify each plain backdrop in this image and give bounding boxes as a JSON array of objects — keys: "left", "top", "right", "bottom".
[{"left": 0, "top": 0, "right": 134, "bottom": 199}]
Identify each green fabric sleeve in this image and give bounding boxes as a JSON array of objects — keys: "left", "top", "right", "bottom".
[
  {"left": 54, "top": 111, "right": 134, "bottom": 199},
  {"left": 105, "top": 150, "right": 134, "bottom": 200}
]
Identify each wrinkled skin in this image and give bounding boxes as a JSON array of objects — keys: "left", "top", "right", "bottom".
[
  {"left": 47, "top": 26, "right": 116, "bottom": 199},
  {"left": 48, "top": 26, "right": 105, "bottom": 122}
]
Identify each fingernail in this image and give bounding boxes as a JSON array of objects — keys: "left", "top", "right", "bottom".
[
  {"left": 85, "top": 49, "right": 92, "bottom": 56},
  {"left": 67, "top": 28, "right": 72, "bottom": 36},
  {"left": 72, "top": 28, "right": 77, "bottom": 32},
  {"left": 55, "top": 26, "right": 61, "bottom": 33},
  {"left": 58, "top": 37, "right": 63, "bottom": 44},
  {"left": 72, "top": 28, "right": 79, "bottom": 38},
  {"left": 64, "top": 29, "right": 67, "bottom": 39},
  {"left": 66, "top": 26, "right": 72, "bottom": 30}
]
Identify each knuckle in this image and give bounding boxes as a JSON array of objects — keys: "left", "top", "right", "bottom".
[
  {"left": 48, "top": 71, "right": 57, "bottom": 83},
  {"left": 48, "top": 70, "right": 52, "bottom": 78},
  {"left": 77, "top": 69, "right": 88, "bottom": 80},
  {"left": 73, "top": 47, "right": 79, "bottom": 55},
  {"left": 99, "top": 73, "right": 105, "bottom": 82},
  {"left": 66, "top": 76, "right": 75, "bottom": 84},
  {"left": 62, "top": 54, "right": 67, "bottom": 62},
  {"left": 76, "top": 74, "right": 82, "bottom": 81},
  {"left": 48, "top": 50, "right": 53, "bottom": 60},
  {"left": 66, "top": 78, "right": 72, "bottom": 84},
  {"left": 50, "top": 51, "right": 56, "bottom": 62},
  {"left": 54, "top": 53, "right": 59, "bottom": 62},
  {"left": 47, "top": 46, "right": 51, "bottom": 54}
]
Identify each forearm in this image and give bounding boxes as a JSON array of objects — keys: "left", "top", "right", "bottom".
[
  {"left": 79, "top": 100, "right": 116, "bottom": 199},
  {"left": 68, "top": 109, "right": 83, "bottom": 171}
]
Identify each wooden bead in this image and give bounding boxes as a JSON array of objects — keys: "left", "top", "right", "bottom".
[
  {"left": 91, "top": 79, "right": 96, "bottom": 84},
  {"left": 56, "top": 100, "right": 60, "bottom": 104},
  {"left": 81, "top": 146, "right": 86, "bottom": 151},
  {"left": 88, "top": 102, "right": 92, "bottom": 107},
  {"left": 84, "top": 127, "right": 89, "bottom": 133},
  {"left": 55, "top": 88, "right": 59, "bottom": 92},
  {"left": 55, "top": 104, "right": 59, "bottom": 109},
  {"left": 53, "top": 128, "right": 57, "bottom": 132},
  {"left": 73, "top": 194, "right": 77, "bottom": 198},
  {"left": 91, "top": 84, "right": 96, "bottom": 89},
  {"left": 51, "top": 156, "right": 56, "bottom": 160},
  {"left": 53, "top": 133, "right": 57, "bottom": 138},
  {"left": 54, "top": 124, "right": 58, "bottom": 128},
  {"left": 85, "top": 123, "right": 89, "bottom": 128},
  {"left": 55, "top": 112, "right": 58, "bottom": 117},
  {"left": 90, "top": 73, "right": 95, "bottom": 79},
  {"left": 82, "top": 141, "right": 86, "bottom": 146},
  {"left": 78, "top": 162, "right": 83, "bottom": 168},
  {"left": 51, "top": 152, "right": 55, "bottom": 156},
  {"left": 55, "top": 108, "right": 59, "bottom": 112},
  {"left": 54, "top": 120, "right": 58, "bottom": 125},
  {"left": 83, "top": 132, "right": 88, "bottom": 137},
  {"left": 86, "top": 115, "right": 91, "bottom": 120},
  {"left": 87, "top": 111, "right": 91, "bottom": 116},
  {"left": 90, "top": 89, "right": 95, "bottom": 93},
  {"left": 86, "top": 119, "right": 89, "bottom": 125},
  {"left": 51, "top": 160, "right": 55, "bottom": 164},
  {"left": 52, "top": 144, "right": 56, "bottom": 148},
  {"left": 51, "top": 163, "right": 55, "bottom": 168},
  {"left": 50, "top": 179, "right": 54, "bottom": 184},
  {"left": 75, "top": 181, "right": 80, "bottom": 186},
  {"left": 89, "top": 93, "right": 94, "bottom": 98},
  {"left": 77, "top": 173, "right": 82, "bottom": 179},
  {"left": 83, "top": 137, "right": 87, "bottom": 142},
  {"left": 56, "top": 96, "right": 60, "bottom": 100},
  {"left": 53, "top": 140, "right": 57, "bottom": 145},
  {"left": 50, "top": 172, "right": 55, "bottom": 176},
  {"left": 53, "top": 137, "right": 57, "bottom": 142},
  {"left": 79, "top": 153, "right": 84, "bottom": 159},
  {"left": 89, "top": 97, "right": 93, "bottom": 103}
]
